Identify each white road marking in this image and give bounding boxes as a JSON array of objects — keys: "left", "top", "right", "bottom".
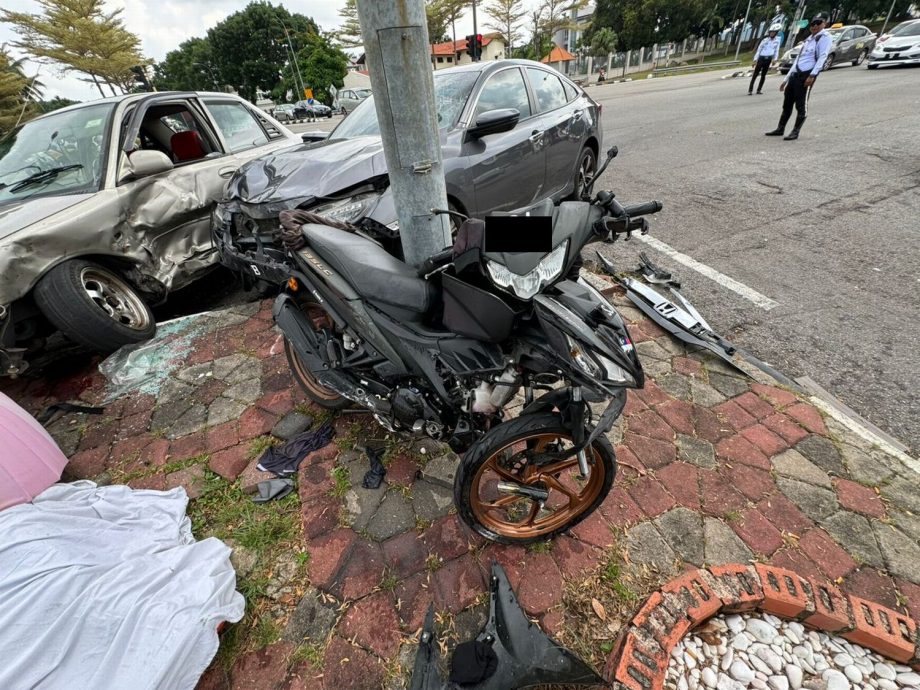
[{"left": 636, "top": 234, "right": 780, "bottom": 311}]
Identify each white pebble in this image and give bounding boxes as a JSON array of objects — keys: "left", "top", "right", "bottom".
[
  {"left": 898, "top": 673, "right": 920, "bottom": 685},
  {"left": 733, "top": 635, "right": 752, "bottom": 651},
  {"left": 875, "top": 664, "right": 895, "bottom": 681},
  {"left": 746, "top": 619, "right": 778, "bottom": 644},
  {"left": 730, "top": 660, "right": 755, "bottom": 683},
  {"left": 725, "top": 615, "right": 745, "bottom": 633},
  {"left": 767, "top": 676, "right": 789, "bottom": 690},
  {"left": 843, "top": 665, "right": 862, "bottom": 684},
  {"left": 786, "top": 665, "right": 803, "bottom": 689},
  {"left": 678, "top": 676, "right": 689, "bottom": 690},
  {"left": 877, "top": 680, "right": 897, "bottom": 690},
  {"left": 720, "top": 648, "right": 734, "bottom": 671},
  {"left": 702, "top": 667, "right": 717, "bottom": 688},
  {"left": 833, "top": 653, "right": 854, "bottom": 667},
  {"left": 823, "top": 668, "right": 851, "bottom": 690}
]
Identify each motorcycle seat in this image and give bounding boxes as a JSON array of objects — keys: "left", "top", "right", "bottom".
[{"left": 301, "top": 224, "right": 437, "bottom": 314}]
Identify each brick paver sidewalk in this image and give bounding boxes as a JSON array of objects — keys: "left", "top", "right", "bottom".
[{"left": 3, "top": 286, "right": 918, "bottom": 690}]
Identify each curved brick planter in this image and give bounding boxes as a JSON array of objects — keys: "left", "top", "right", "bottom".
[{"left": 605, "top": 563, "right": 920, "bottom": 690}]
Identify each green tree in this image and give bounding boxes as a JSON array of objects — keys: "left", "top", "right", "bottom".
[
  {"left": 276, "top": 32, "right": 348, "bottom": 104},
  {"left": 425, "top": 0, "right": 453, "bottom": 43},
  {"left": 591, "top": 0, "right": 708, "bottom": 51},
  {"left": 207, "top": 2, "right": 318, "bottom": 103},
  {"left": 154, "top": 38, "right": 220, "bottom": 91},
  {"left": 37, "top": 96, "right": 79, "bottom": 113},
  {"left": 589, "top": 26, "right": 617, "bottom": 56},
  {"left": 1, "top": 48, "right": 39, "bottom": 135},
  {"left": 1, "top": 0, "right": 147, "bottom": 98},
  {"left": 483, "top": 0, "right": 526, "bottom": 54},
  {"left": 335, "top": 0, "right": 363, "bottom": 48}
]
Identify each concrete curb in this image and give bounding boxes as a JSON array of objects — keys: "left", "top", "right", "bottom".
[{"left": 605, "top": 564, "right": 920, "bottom": 689}]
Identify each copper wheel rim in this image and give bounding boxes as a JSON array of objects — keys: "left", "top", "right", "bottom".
[
  {"left": 287, "top": 303, "right": 342, "bottom": 402},
  {"left": 470, "top": 433, "right": 606, "bottom": 540}
]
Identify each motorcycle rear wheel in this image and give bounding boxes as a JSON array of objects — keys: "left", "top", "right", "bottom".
[
  {"left": 455, "top": 412, "right": 616, "bottom": 544},
  {"left": 284, "top": 301, "right": 351, "bottom": 410}
]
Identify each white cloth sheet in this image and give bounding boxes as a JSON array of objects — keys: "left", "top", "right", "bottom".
[{"left": 0, "top": 482, "right": 244, "bottom": 689}]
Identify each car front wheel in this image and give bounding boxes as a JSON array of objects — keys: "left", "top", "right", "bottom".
[
  {"left": 824, "top": 53, "right": 835, "bottom": 70},
  {"left": 33, "top": 259, "right": 156, "bottom": 352},
  {"left": 570, "top": 145, "right": 597, "bottom": 201},
  {"left": 853, "top": 49, "right": 868, "bottom": 66}
]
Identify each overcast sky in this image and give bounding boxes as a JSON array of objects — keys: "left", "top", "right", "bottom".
[{"left": 1, "top": 0, "right": 545, "bottom": 102}]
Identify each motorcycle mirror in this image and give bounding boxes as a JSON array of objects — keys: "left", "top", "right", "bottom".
[{"left": 607, "top": 146, "right": 618, "bottom": 160}]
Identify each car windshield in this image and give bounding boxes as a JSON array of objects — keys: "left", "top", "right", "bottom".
[
  {"left": 0, "top": 103, "right": 113, "bottom": 204},
  {"left": 828, "top": 29, "right": 845, "bottom": 40},
  {"left": 330, "top": 70, "right": 478, "bottom": 140},
  {"left": 891, "top": 22, "right": 920, "bottom": 36}
]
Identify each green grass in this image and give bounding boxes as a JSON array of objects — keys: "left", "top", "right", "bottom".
[
  {"left": 600, "top": 560, "right": 639, "bottom": 603},
  {"left": 527, "top": 540, "right": 553, "bottom": 554},
  {"left": 380, "top": 569, "right": 399, "bottom": 592},
  {"left": 330, "top": 466, "right": 351, "bottom": 498},
  {"left": 251, "top": 618, "right": 282, "bottom": 648},
  {"left": 248, "top": 435, "right": 280, "bottom": 460},
  {"left": 291, "top": 642, "right": 324, "bottom": 668}
]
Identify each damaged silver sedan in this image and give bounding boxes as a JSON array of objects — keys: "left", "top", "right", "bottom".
[{"left": 0, "top": 92, "right": 299, "bottom": 376}]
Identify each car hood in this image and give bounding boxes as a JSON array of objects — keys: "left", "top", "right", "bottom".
[
  {"left": 878, "top": 35, "right": 919, "bottom": 48},
  {"left": 223, "top": 136, "right": 388, "bottom": 219},
  {"left": 0, "top": 193, "right": 95, "bottom": 242}
]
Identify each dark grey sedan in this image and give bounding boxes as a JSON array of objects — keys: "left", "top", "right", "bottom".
[{"left": 214, "top": 60, "right": 602, "bottom": 241}]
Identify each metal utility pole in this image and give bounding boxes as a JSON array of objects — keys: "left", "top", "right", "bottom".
[
  {"left": 879, "top": 0, "right": 897, "bottom": 38},
  {"left": 355, "top": 0, "right": 452, "bottom": 267},
  {"left": 472, "top": 0, "right": 478, "bottom": 60},
  {"left": 734, "top": 0, "right": 753, "bottom": 61}
]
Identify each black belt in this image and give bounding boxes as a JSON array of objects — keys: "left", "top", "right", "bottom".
[{"left": 791, "top": 70, "right": 815, "bottom": 79}]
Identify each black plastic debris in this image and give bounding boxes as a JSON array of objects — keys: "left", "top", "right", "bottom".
[
  {"left": 361, "top": 445, "right": 387, "bottom": 489},
  {"left": 409, "top": 563, "right": 607, "bottom": 689}
]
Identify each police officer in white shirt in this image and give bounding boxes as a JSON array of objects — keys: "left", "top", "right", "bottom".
[
  {"left": 749, "top": 25, "right": 782, "bottom": 95},
  {"left": 766, "top": 13, "right": 832, "bottom": 140}
]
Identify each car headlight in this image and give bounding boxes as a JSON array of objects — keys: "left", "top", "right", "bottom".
[
  {"left": 486, "top": 241, "right": 568, "bottom": 299},
  {"left": 311, "top": 193, "right": 379, "bottom": 224}
]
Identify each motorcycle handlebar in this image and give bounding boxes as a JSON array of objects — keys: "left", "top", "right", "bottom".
[{"left": 621, "top": 200, "right": 663, "bottom": 217}]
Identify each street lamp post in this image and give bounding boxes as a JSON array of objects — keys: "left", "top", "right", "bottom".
[
  {"left": 734, "top": 0, "right": 753, "bottom": 61},
  {"left": 278, "top": 20, "right": 307, "bottom": 99}
]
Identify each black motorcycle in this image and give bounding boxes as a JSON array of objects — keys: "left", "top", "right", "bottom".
[{"left": 216, "top": 147, "right": 663, "bottom": 544}]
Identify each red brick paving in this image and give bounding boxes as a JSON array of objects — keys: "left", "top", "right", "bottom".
[
  {"left": 627, "top": 410, "right": 674, "bottom": 442},
  {"left": 835, "top": 478, "right": 886, "bottom": 518},
  {"left": 740, "top": 424, "right": 789, "bottom": 457},
  {"left": 761, "top": 413, "right": 810, "bottom": 445},
  {"left": 335, "top": 540, "right": 386, "bottom": 601},
  {"left": 382, "top": 530, "right": 430, "bottom": 578},
  {"left": 230, "top": 642, "right": 294, "bottom": 690},
  {"left": 732, "top": 508, "right": 784, "bottom": 556},
  {"left": 693, "top": 406, "right": 733, "bottom": 443},
  {"left": 733, "top": 392, "right": 776, "bottom": 421},
  {"left": 570, "top": 510, "right": 617, "bottom": 548},
  {"left": 321, "top": 637, "right": 385, "bottom": 690},
  {"left": 385, "top": 453, "right": 420, "bottom": 486},
  {"left": 393, "top": 571, "right": 432, "bottom": 630},
  {"left": 422, "top": 515, "right": 477, "bottom": 561},
  {"left": 238, "top": 407, "right": 278, "bottom": 440},
  {"left": 300, "top": 495, "right": 340, "bottom": 540},
  {"left": 599, "top": 486, "right": 645, "bottom": 526},
  {"left": 66, "top": 446, "right": 109, "bottom": 478},
  {"left": 657, "top": 462, "right": 701, "bottom": 511},
  {"left": 207, "top": 422, "right": 240, "bottom": 453},
  {"left": 516, "top": 552, "right": 564, "bottom": 615},
  {"left": 624, "top": 432, "right": 675, "bottom": 470},
  {"left": 756, "top": 493, "right": 815, "bottom": 536},
  {"left": 169, "top": 431, "right": 207, "bottom": 461},
  {"left": 799, "top": 528, "right": 858, "bottom": 580},
  {"left": 656, "top": 398, "right": 695, "bottom": 436},
  {"left": 844, "top": 568, "right": 901, "bottom": 610},
  {"left": 552, "top": 535, "right": 602, "bottom": 578},
  {"left": 628, "top": 476, "right": 677, "bottom": 518},
  {"left": 699, "top": 469, "right": 748, "bottom": 517},
  {"left": 433, "top": 553, "right": 486, "bottom": 613},
  {"left": 713, "top": 400, "right": 757, "bottom": 431},
  {"left": 714, "top": 434, "right": 771, "bottom": 470},
  {"left": 784, "top": 402, "right": 828, "bottom": 435},
  {"left": 307, "top": 529, "right": 356, "bottom": 591},
  {"left": 770, "top": 546, "right": 826, "bottom": 584},
  {"left": 672, "top": 356, "right": 703, "bottom": 376},
  {"left": 339, "top": 591, "right": 402, "bottom": 658},
  {"left": 750, "top": 383, "right": 799, "bottom": 408},
  {"left": 209, "top": 445, "right": 250, "bottom": 480}
]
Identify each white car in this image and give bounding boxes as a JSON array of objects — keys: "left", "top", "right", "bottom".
[{"left": 868, "top": 19, "right": 920, "bottom": 68}]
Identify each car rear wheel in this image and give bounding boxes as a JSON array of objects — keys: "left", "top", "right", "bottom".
[
  {"left": 33, "top": 259, "right": 156, "bottom": 352},
  {"left": 853, "top": 49, "right": 868, "bottom": 66},
  {"left": 570, "top": 146, "right": 597, "bottom": 201},
  {"left": 824, "top": 53, "right": 835, "bottom": 70}
]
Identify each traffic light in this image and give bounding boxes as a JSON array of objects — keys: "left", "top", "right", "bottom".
[{"left": 465, "top": 34, "right": 484, "bottom": 61}]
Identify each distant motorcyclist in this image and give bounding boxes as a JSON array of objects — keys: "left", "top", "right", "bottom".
[{"left": 749, "top": 25, "right": 782, "bottom": 95}]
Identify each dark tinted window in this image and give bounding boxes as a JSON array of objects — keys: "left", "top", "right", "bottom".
[
  {"left": 473, "top": 68, "right": 531, "bottom": 120},
  {"left": 526, "top": 67, "right": 567, "bottom": 113}
]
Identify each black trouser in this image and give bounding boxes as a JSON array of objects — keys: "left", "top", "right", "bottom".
[
  {"left": 749, "top": 56, "right": 772, "bottom": 93},
  {"left": 781, "top": 71, "right": 812, "bottom": 122}
]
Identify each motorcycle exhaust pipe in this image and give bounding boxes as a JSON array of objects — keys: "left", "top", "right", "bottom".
[{"left": 496, "top": 482, "right": 550, "bottom": 503}]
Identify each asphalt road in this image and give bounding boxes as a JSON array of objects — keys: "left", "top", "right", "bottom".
[{"left": 589, "top": 65, "right": 920, "bottom": 453}]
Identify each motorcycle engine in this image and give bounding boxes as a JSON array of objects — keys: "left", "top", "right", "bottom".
[{"left": 390, "top": 387, "right": 440, "bottom": 434}]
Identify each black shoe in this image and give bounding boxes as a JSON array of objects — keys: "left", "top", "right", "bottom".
[
  {"left": 756, "top": 91, "right": 763, "bottom": 94},
  {"left": 783, "top": 130, "right": 800, "bottom": 140},
  {"left": 765, "top": 128, "right": 785, "bottom": 136},
  {"left": 748, "top": 91, "right": 753, "bottom": 95}
]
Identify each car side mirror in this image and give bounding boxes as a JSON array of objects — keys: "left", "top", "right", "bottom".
[
  {"left": 122, "top": 150, "right": 173, "bottom": 180},
  {"left": 467, "top": 108, "right": 520, "bottom": 139}
]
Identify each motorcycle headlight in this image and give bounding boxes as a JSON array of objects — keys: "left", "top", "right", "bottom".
[
  {"left": 563, "top": 334, "right": 636, "bottom": 385},
  {"left": 311, "top": 193, "right": 379, "bottom": 224},
  {"left": 486, "top": 241, "right": 568, "bottom": 300},
  {"left": 565, "top": 334, "right": 601, "bottom": 378}
]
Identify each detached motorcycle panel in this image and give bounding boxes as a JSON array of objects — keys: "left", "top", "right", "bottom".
[{"left": 409, "top": 564, "right": 607, "bottom": 689}]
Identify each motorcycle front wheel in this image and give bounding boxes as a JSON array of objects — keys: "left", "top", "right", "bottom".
[{"left": 455, "top": 412, "right": 615, "bottom": 544}]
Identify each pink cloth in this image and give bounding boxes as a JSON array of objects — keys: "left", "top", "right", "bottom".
[{"left": 0, "top": 392, "right": 68, "bottom": 511}]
